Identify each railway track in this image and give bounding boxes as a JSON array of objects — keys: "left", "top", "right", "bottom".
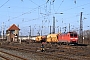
[
  {"left": 0, "top": 43, "right": 90, "bottom": 60},
  {"left": 35, "top": 52, "right": 78, "bottom": 60},
  {"left": 0, "top": 50, "right": 27, "bottom": 60},
  {"left": 0, "top": 45, "right": 79, "bottom": 60}
]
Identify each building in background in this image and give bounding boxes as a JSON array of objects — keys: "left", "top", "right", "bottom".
[{"left": 6, "top": 24, "right": 20, "bottom": 42}]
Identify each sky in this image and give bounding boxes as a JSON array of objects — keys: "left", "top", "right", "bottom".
[{"left": 0, "top": 0, "right": 90, "bottom": 36}]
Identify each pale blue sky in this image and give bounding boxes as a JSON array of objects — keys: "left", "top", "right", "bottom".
[{"left": 0, "top": 0, "right": 90, "bottom": 36}]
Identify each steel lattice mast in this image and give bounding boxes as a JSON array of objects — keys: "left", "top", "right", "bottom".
[{"left": 80, "top": 12, "right": 83, "bottom": 43}]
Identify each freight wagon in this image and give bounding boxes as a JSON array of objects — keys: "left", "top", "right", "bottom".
[
  {"left": 46, "top": 34, "right": 58, "bottom": 43},
  {"left": 35, "top": 36, "right": 46, "bottom": 42}
]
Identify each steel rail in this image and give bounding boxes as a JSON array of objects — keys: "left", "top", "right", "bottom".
[{"left": 0, "top": 50, "right": 27, "bottom": 60}]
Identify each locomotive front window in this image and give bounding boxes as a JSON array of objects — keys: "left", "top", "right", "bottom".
[
  {"left": 70, "top": 33, "right": 77, "bottom": 37},
  {"left": 70, "top": 34, "right": 73, "bottom": 37},
  {"left": 74, "top": 34, "right": 77, "bottom": 37}
]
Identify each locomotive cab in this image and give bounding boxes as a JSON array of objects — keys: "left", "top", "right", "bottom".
[
  {"left": 58, "top": 32, "right": 78, "bottom": 45},
  {"left": 70, "top": 33, "right": 78, "bottom": 44}
]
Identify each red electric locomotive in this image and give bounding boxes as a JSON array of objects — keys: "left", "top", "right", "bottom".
[{"left": 58, "top": 32, "right": 78, "bottom": 45}]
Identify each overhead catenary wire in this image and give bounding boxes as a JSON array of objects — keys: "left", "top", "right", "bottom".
[
  {"left": 0, "top": 0, "right": 9, "bottom": 8},
  {"left": 28, "top": 0, "right": 47, "bottom": 7},
  {"left": 1, "top": 0, "right": 90, "bottom": 36},
  {"left": 8, "top": 0, "right": 47, "bottom": 21},
  {"left": 5, "top": 1, "right": 90, "bottom": 25},
  {"left": 28, "top": 0, "right": 38, "bottom": 6},
  {"left": 62, "top": 2, "right": 90, "bottom": 12},
  {"left": 28, "top": 0, "right": 49, "bottom": 15},
  {"left": 53, "top": 0, "right": 64, "bottom": 13}
]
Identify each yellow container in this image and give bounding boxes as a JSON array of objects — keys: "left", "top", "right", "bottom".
[
  {"left": 35, "top": 36, "right": 42, "bottom": 42},
  {"left": 46, "top": 34, "right": 58, "bottom": 43}
]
